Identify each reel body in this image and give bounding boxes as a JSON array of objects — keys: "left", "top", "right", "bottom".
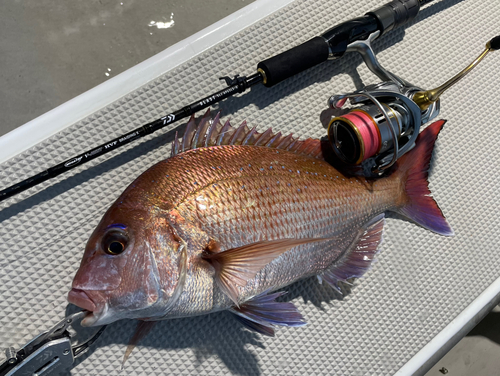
[
  {"left": 328, "top": 82, "right": 439, "bottom": 175},
  {"left": 326, "top": 32, "right": 498, "bottom": 176},
  {"left": 326, "top": 31, "right": 440, "bottom": 175}
]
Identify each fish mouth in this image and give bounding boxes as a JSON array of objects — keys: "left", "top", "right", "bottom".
[
  {"left": 68, "top": 288, "right": 96, "bottom": 311},
  {"left": 68, "top": 288, "right": 107, "bottom": 326}
]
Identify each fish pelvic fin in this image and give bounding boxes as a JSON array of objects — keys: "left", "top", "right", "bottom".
[
  {"left": 203, "top": 238, "right": 329, "bottom": 305},
  {"left": 320, "top": 214, "right": 384, "bottom": 293},
  {"left": 393, "top": 119, "right": 454, "bottom": 236},
  {"left": 230, "top": 290, "right": 306, "bottom": 337},
  {"left": 122, "top": 321, "right": 157, "bottom": 368},
  {"left": 170, "top": 110, "right": 326, "bottom": 160}
]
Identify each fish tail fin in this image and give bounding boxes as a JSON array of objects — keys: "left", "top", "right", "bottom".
[{"left": 393, "top": 119, "right": 454, "bottom": 236}]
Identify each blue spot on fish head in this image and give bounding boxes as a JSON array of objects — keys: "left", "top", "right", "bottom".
[{"left": 106, "top": 223, "right": 127, "bottom": 230}]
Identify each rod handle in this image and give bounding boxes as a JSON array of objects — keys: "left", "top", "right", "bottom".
[{"left": 257, "top": 36, "right": 329, "bottom": 87}]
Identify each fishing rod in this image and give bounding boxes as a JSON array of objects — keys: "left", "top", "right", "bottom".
[{"left": 0, "top": 0, "right": 436, "bottom": 202}]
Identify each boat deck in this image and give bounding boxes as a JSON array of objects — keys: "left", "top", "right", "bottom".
[{"left": 1, "top": 1, "right": 499, "bottom": 375}]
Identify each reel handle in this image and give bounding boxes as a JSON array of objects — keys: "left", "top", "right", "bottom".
[{"left": 414, "top": 34, "right": 500, "bottom": 110}]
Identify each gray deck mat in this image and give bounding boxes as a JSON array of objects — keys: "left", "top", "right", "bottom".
[{"left": 1, "top": 0, "right": 499, "bottom": 375}]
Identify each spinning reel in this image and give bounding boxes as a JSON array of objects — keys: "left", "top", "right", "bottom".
[{"left": 327, "top": 32, "right": 500, "bottom": 176}]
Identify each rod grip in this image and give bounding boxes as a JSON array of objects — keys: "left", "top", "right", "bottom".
[{"left": 257, "top": 36, "right": 329, "bottom": 87}]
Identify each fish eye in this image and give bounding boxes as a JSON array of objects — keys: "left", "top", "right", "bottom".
[{"left": 102, "top": 230, "right": 129, "bottom": 255}]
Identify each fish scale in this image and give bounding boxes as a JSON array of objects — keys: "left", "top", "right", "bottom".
[
  {"left": 68, "top": 116, "right": 452, "bottom": 335},
  {"left": 164, "top": 145, "right": 396, "bottom": 302}
]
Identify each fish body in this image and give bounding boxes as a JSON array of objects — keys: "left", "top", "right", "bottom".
[
  {"left": 142, "top": 145, "right": 394, "bottom": 314},
  {"left": 68, "top": 113, "right": 452, "bottom": 334}
]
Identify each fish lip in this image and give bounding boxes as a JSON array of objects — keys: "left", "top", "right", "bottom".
[
  {"left": 68, "top": 288, "right": 107, "bottom": 326},
  {"left": 68, "top": 288, "right": 97, "bottom": 311}
]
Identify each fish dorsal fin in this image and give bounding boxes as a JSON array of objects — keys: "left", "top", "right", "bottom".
[{"left": 171, "top": 110, "right": 325, "bottom": 160}]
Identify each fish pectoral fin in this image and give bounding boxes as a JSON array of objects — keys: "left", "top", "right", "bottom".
[
  {"left": 203, "top": 237, "right": 327, "bottom": 305},
  {"left": 230, "top": 290, "right": 306, "bottom": 337},
  {"left": 321, "top": 214, "right": 385, "bottom": 294}
]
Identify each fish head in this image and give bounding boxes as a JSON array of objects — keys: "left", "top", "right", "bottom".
[{"left": 68, "top": 201, "right": 186, "bottom": 326}]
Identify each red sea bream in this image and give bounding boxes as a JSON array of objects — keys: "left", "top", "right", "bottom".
[{"left": 68, "top": 112, "right": 452, "bottom": 335}]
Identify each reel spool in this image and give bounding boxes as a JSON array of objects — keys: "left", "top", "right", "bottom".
[{"left": 327, "top": 33, "right": 500, "bottom": 175}]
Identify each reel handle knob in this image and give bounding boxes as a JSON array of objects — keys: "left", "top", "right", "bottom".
[{"left": 487, "top": 35, "right": 500, "bottom": 51}]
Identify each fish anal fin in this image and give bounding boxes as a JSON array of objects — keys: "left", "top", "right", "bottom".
[
  {"left": 122, "top": 320, "right": 157, "bottom": 367},
  {"left": 230, "top": 290, "right": 306, "bottom": 336},
  {"left": 171, "top": 112, "right": 327, "bottom": 160},
  {"left": 203, "top": 238, "right": 329, "bottom": 305},
  {"left": 322, "top": 215, "right": 384, "bottom": 292}
]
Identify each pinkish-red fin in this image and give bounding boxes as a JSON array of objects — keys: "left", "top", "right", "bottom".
[
  {"left": 276, "top": 133, "right": 294, "bottom": 149},
  {"left": 191, "top": 109, "right": 211, "bottom": 148},
  {"left": 265, "top": 131, "right": 282, "bottom": 147},
  {"left": 394, "top": 120, "right": 453, "bottom": 236},
  {"left": 203, "top": 238, "right": 330, "bottom": 305},
  {"left": 242, "top": 126, "right": 258, "bottom": 145},
  {"left": 320, "top": 214, "right": 384, "bottom": 293},
  {"left": 170, "top": 112, "right": 326, "bottom": 160},
  {"left": 181, "top": 115, "right": 197, "bottom": 152},
  {"left": 229, "top": 121, "right": 249, "bottom": 145},
  {"left": 221, "top": 119, "right": 235, "bottom": 145},
  {"left": 205, "top": 112, "right": 221, "bottom": 147},
  {"left": 230, "top": 290, "right": 306, "bottom": 337},
  {"left": 254, "top": 128, "right": 273, "bottom": 146},
  {"left": 171, "top": 131, "right": 179, "bottom": 157},
  {"left": 122, "top": 321, "right": 157, "bottom": 367}
]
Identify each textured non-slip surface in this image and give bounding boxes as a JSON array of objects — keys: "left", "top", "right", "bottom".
[{"left": 1, "top": 1, "right": 500, "bottom": 375}]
